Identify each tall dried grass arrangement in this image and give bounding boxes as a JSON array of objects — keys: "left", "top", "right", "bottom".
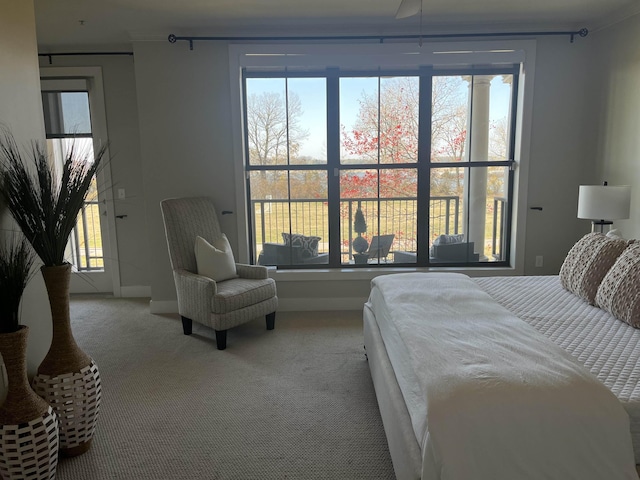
[
  {"left": 0, "top": 129, "right": 107, "bottom": 267},
  {"left": 0, "top": 235, "right": 36, "bottom": 334}
]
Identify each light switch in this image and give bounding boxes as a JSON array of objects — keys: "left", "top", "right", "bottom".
[{"left": 117, "top": 188, "right": 126, "bottom": 200}]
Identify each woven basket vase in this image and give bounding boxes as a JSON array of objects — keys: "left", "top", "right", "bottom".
[
  {"left": 0, "top": 326, "right": 59, "bottom": 480},
  {"left": 32, "top": 264, "right": 102, "bottom": 457}
]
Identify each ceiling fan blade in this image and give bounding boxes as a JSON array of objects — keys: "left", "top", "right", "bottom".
[{"left": 395, "top": 0, "right": 421, "bottom": 19}]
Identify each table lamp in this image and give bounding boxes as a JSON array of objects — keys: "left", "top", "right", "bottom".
[{"left": 577, "top": 182, "right": 631, "bottom": 233}]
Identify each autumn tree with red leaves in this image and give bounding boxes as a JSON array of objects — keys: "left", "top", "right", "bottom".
[{"left": 340, "top": 76, "right": 468, "bottom": 200}]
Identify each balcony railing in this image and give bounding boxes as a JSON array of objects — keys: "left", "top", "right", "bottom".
[
  {"left": 252, "top": 195, "right": 509, "bottom": 262},
  {"left": 68, "top": 199, "right": 104, "bottom": 271}
]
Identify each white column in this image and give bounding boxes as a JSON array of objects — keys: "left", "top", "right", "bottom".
[{"left": 467, "top": 76, "right": 492, "bottom": 260}]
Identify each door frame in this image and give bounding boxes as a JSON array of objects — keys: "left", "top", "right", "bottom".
[{"left": 40, "top": 66, "right": 121, "bottom": 296}]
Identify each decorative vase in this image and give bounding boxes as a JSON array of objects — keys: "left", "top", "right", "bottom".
[
  {"left": 32, "top": 264, "right": 101, "bottom": 457},
  {"left": 0, "top": 326, "right": 59, "bottom": 479}
]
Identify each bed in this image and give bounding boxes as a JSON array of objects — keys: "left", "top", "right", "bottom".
[{"left": 363, "top": 234, "right": 640, "bottom": 480}]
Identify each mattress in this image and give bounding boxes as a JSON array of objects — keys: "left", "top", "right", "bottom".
[
  {"left": 475, "top": 275, "right": 640, "bottom": 462},
  {"left": 367, "top": 273, "right": 637, "bottom": 479},
  {"left": 368, "top": 277, "right": 428, "bottom": 447}
]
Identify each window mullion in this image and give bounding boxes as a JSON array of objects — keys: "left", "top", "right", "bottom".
[
  {"left": 326, "top": 70, "right": 341, "bottom": 267},
  {"left": 284, "top": 77, "right": 293, "bottom": 239},
  {"left": 503, "top": 69, "right": 520, "bottom": 264},
  {"left": 417, "top": 68, "right": 433, "bottom": 266}
]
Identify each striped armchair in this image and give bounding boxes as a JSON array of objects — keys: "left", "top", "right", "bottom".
[{"left": 160, "top": 197, "right": 278, "bottom": 350}]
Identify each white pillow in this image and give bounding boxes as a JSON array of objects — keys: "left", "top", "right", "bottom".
[{"left": 194, "top": 234, "right": 238, "bottom": 282}]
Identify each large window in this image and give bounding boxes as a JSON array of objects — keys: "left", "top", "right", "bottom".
[{"left": 244, "top": 66, "right": 517, "bottom": 268}]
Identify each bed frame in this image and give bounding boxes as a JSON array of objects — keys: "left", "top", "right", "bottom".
[
  {"left": 364, "top": 303, "right": 421, "bottom": 480},
  {"left": 364, "top": 302, "right": 640, "bottom": 480}
]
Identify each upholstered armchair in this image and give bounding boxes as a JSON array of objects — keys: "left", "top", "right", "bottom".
[{"left": 160, "top": 197, "right": 278, "bottom": 350}]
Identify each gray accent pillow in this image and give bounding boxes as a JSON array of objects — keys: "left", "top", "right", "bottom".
[
  {"left": 559, "top": 232, "right": 628, "bottom": 305},
  {"left": 596, "top": 242, "right": 640, "bottom": 328}
]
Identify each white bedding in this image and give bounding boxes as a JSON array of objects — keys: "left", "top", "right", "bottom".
[
  {"left": 475, "top": 275, "right": 640, "bottom": 462},
  {"left": 368, "top": 272, "right": 637, "bottom": 480}
]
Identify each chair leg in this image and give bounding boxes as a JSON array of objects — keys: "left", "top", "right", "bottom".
[
  {"left": 181, "top": 316, "right": 192, "bottom": 335},
  {"left": 215, "top": 330, "right": 227, "bottom": 350},
  {"left": 266, "top": 312, "right": 276, "bottom": 330}
]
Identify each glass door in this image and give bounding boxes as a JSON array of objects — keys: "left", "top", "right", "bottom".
[{"left": 40, "top": 74, "right": 119, "bottom": 294}]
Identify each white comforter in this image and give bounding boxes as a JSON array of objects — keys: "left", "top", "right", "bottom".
[{"left": 370, "top": 272, "right": 637, "bottom": 480}]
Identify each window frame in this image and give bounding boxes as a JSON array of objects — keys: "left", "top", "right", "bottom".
[
  {"left": 228, "top": 40, "right": 537, "bottom": 276},
  {"left": 242, "top": 65, "right": 519, "bottom": 269}
]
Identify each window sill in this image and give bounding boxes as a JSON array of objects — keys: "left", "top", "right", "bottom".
[{"left": 266, "top": 265, "right": 522, "bottom": 282}]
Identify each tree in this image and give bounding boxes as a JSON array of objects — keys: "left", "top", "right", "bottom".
[
  {"left": 246, "top": 91, "right": 309, "bottom": 166},
  {"left": 489, "top": 117, "right": 509, "bottom": 160},
  {"left": 246, "top": 90, "right": 310, "bottom": 199},
  {"left": 342, "top": 77, "right": 419, "bottom": 165},
  {"left": 340, "top": 76, "right": 468, "bottom": 199}
]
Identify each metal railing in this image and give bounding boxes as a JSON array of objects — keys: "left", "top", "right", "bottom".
[
  {"left": 492, "top": 197, "right": 507, "bottom": 260},
  {"left": 252, "top": 196, "right": 465, "bottom": 262},
  {"left": 69, "top": 200, "right": 104, "bottom": 271}
]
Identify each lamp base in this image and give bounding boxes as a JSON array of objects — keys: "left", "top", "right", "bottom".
[{"left": 591, "top": 220, "right": 613, "bottom": 233}]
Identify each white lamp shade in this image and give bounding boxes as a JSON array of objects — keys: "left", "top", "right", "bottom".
[{"left": 577, "top": 185, "right": 631, "bottom": 220}]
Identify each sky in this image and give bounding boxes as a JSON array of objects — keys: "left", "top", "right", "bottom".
[{"left": 246, "top": 75, "right": 512, "bottom": 159}]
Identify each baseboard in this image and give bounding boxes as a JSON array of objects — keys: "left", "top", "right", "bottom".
[
  {"left": 278, "top": 297, "right": 366, "bottom": 312},
  {"left": 149, "top": 300, "right": 178, "bottom": 314},
  {"left": 120, "top": 286, "right": 152, "bottom": 298}
]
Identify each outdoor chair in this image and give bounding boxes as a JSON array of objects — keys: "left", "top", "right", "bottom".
[
  {"left": 366, "top": 234, "right": 395, "bottom": 261},
  {"left": 160, "top": 196, "right": 278, "bottom": 350}
]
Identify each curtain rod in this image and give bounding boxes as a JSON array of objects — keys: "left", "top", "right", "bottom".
[
  {"left": 38, "top": 52, "right": 133, "bottom": 65},
  {"left": 168, "top": 28, "right": 588, "bottom": 50}
]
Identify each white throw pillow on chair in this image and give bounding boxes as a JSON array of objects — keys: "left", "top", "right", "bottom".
[{"left": 194, "top": 234, "right": 238, "bottom": 282}]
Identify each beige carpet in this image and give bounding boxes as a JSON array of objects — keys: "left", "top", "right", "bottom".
[{"left": 55, "top": 297, "right": 395, "bottom": 479}]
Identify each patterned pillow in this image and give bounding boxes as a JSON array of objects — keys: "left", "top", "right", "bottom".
[
  {"left": 558, "top": 235, "right": 589, "bottom": 288},
  {"left": 433, "top": 234, "right": 465, "bottom": 245},
  {"left": 430, "top": 234, "right": 465, "bottom": 257},
  {"left": 281, "top": 233, "right": 321, "bottom": 259},
  {"left": 596, "top": 242, "right": 640, "bottom": 328},
  {"left": 559, "top": 232, "right": 628, "bottom": 305}
]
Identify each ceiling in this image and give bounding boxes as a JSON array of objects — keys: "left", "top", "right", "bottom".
[{"left": 34, "top": 0, "right": 640, "bottom": 50}]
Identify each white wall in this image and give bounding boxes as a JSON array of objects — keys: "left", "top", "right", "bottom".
[
  {"left": 591, "top": 14, "right": 640, "bottom": 240},
  {"left": 0, "top": 0, "right": 52, "bottom": 384}
]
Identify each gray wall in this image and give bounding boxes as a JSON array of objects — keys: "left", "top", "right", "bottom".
[
  {"left": 133, "top": 41, "right": 239, "bottom": 307},
  {"left": 0, "top": 0, "right": 51, "bottom": 384},
  {"left": 22, "top": 19, "right": 640, "bottom": 310},
  {"left": 524, "top": 36, "right": 599, "bottom": 272},
  {"left": 37, "top": 54, "right": 150, "bottom": 291},
  {"left": 128, "top": 36, "right": 600, "bottom": 307},
  {"left": 591, "top": 14, "right": 640, "bottom": 240}
]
